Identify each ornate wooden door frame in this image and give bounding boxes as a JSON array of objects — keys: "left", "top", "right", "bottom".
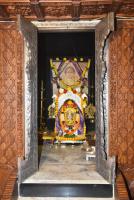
[
  {"left": 18, "top": 15, "right": 38, "bottom": 183},
  {"left": 17, "top": 14, "right": 115, "bottom": 184},
  {"left": 95, "top": 12, "right": 115, "bottom": 183}
]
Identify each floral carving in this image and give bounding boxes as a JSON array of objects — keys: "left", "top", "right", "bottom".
[
  {"left": 109, "top": 21, "right": 134, "bottom": 167},
  {"left": 44, "top": 5, "right": 71, "bottom": 17}
]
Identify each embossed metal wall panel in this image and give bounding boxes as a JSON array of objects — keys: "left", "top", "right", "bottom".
[
  {"left": 109, "top": 20, "right": 134, "bottom": 167},
  {"left": 18, "top": 16, "right": 38, "bottom": 182},
  {"left": 95, "top": 12, "right": 115, "bottom": 183}
]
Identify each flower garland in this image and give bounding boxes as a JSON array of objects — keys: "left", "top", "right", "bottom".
[
  {"left": 56, "top": 135, "right": 85, "bottom": 141},
  {"left": 82, "top": 59, "right": 91, "bottom": 78}
]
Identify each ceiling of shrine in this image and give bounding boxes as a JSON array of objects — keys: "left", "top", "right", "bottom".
[{"left": 0, "top": 0, "right": 134, "bottom": 21}]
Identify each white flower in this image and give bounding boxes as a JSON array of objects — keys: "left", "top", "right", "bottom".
[
  {"left": 82, "top": 93, "right": 87, "bottom": 99},
  {"left": 52, "top": 103, "right": 55, "bottom": 108},
  {"left": 59, "top": 88, "right": 64, "bottom": 93},
  {"left": 52, "top": 94, "right": 57, "bottom": 99},
  {"left": 76, "top": 87, "right": 80, "bottom": 93}
]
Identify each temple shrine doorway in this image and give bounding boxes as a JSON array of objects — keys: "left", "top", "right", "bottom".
[
  {"left": 18, "top": 14, "right": 115, "bottom": 190},
  {"left": 34, "top": 31, "right": 97, "bottom": 184}
]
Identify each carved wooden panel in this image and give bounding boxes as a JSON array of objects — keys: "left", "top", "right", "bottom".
[
  {"left": 116, "top": 171, "right": 130, "bottom": 200},
  {"left": 0, "top": 22, "right": 24, "bottom": 199},
  {"left": 45, "top": 4, "right": 70, "bottom": 15},
  {"left": 0, "top": 1, "right": 134, "bottom": 21},
  {"left": 30, "top": 0, "right": 44, "bottom": 21},
  {"left": 121, "top": 167, "right": 134, "bottom": 199},
  {"left": 17, "top": 28, "right": 24, "bottom": 158},
  {"left": 109, "top": 20, "right": 134, "bottom": 167},
  {"left": 0, "top": 165, "right": 17, "bottom": 200},
  {"left": 81, "top": 4, "right": 111, "bottom": 16},
  {"left": 119, "top": 3, "right": 134, "bottom": 16},
  {"left": 0, "top": 23, "right": 23, "bottom": 167},
  {"left": 6, "top": 5, "right": 33, "bottom": 16}
]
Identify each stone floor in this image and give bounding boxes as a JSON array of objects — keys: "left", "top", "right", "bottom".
[
  {"left": 18, "top": 197, "right": 115, "bottom": 200},
  {"left": 23, "top": 143, "right": 108, "bottom": 184}
]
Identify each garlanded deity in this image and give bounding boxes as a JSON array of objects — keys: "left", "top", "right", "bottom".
[{"left": 48, "top": 58, "right": 95, "bottom": 143}]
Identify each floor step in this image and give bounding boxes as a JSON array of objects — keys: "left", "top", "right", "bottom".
[
  {"left": 18, "top": 198, "right": 115, "bottom": 200},
  {"left": 20, "top": 183, "right": 113, "bottom": 198}
]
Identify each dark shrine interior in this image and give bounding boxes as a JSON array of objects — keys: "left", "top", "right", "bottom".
[{"left": 38, "top": 31, "right": 95, "bottom": 138}]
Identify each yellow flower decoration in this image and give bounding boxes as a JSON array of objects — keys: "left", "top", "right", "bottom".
[{"left": 74, "top": 58, "right": 77, "bottom": 62}]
